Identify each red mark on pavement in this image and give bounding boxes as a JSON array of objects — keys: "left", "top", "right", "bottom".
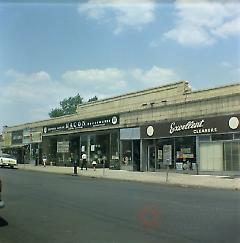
[{"left": 138, "top": 206, "right": 160, "bottom": 227}]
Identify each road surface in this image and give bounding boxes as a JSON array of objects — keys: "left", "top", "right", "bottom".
[{"left": 0, "top": 168, "right": 239, "bottom": 243}]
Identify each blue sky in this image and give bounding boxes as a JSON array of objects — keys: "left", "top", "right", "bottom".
[{"left": 0, "top": 0, "right": 239, "bottom": 131}]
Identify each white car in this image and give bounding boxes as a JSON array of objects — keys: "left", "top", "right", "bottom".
[
  {"left": 0, "top": 153, "right": 17, "bottom": 169},
  {"left": 0, "top": 179, "right": 4, "bottom": 208}
]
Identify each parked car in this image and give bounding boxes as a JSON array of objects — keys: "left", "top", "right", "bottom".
[
  {"left": 0, "top": 153, "right": 17, "bottom": 168},
  {"left": 0, "top": 179, "right": 4, "bottom": 208}
]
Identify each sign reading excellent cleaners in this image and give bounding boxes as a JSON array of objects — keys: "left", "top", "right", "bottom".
[
  {"left": 43, "top": 115, "right": 119, "bottom": 134},
  {"left": 141, "top": 114, "right": 240, "bottom": 138}
]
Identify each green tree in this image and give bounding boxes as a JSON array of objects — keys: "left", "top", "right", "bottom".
[
  {"left": 49, "top": 94, "right": 98, "bottom": 118},
  {"left": 88, "top": 95, "right": 98, "bottom": 102},
  {"left": 49, "top": 93, "right": 84, "bottom": 118},
  {"left": 49, "top": 108, "right": 65, "bottom": 118}
]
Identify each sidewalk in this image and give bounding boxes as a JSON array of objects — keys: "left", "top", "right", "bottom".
[{"left": 17, "top": 164, "right": 240, "bottom": 190}]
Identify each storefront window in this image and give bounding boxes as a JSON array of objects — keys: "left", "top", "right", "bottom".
[
  {"left": 80, "top": 135, "right": 88, "bottom": 153},
  {"left": 121, "top": 140, "right": 132, "bottom": 167},
  {"left": 69, "top": 137, "right": 80, "bottom": 162},
  {"left": 212, "top": 133, "right": 233, "bottom": 141},
  {"left": 224, "top": 141, "right": 240, "bottom": 171},
  {"left": 56, "top": 139, "right": 70, "bottom": 166},
  {"left": 92, "top": 134, "right": 109, "bottom": 167},
  {"left": 175, "top": 136, "right": 196, "bottom": 170},
  {"left": 156, "top": 138, "right": 174, "bottom": 169},
  {"left": 89, "top": 134, "right": 97, "bottom": 163},
  {"left": 42, "top": 137, "right": 57, "bottom": 165},
  {"left": 110, "top": 132, "right": 120, "bottom": 169},
  {"left": 80, "top": 134, "right": 88, "bottom": 166},
  {"left": 80, "top": 133, "right": 111, "bottom": 168},
  {"left": 234, "top": 133, "right": 240, "bottom": 140}
]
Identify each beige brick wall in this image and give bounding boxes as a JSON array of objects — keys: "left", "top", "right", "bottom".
[
  {"left": 3, "top": 81, "right": 240, "bottom": 134},
  {"left": 120, "top": 93, "right": 240, "bottom": 127},
  {"left": 76, "top": 81, "right": 188, "bottom": 118}
]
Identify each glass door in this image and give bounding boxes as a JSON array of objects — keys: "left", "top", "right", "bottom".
[{"left": 148, "top": 145, "right": 156, "bottom": 171}]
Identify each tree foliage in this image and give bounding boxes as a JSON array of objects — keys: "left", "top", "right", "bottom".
[
  {"left": 88, "top": 95, "right": 98, "bottom": 102},
  {"left": 49, "top": 93, "right": 98, "bottom": 118}
]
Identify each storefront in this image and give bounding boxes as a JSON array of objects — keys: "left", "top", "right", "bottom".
[
  {"left": 141, "top": 114, "right": 240, "bottom": 172},
  {"left": 2, "top": 128, "right": 42, "bottom": 164},
  {"left": 41, "top": 115, "right": 120, "bottom": 168},
  {"left": 2, "top": 81, "right": 240, "bottom": 174},
  {"left": 120, "top": 127, "right": 140, "bottom": 171}
]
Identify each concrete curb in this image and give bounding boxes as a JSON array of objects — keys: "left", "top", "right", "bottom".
[{"left": 16, "top": 164, "right": 240, "bottom": 191}]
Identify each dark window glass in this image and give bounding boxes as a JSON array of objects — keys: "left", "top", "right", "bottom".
[
  {"left": 175, "top": 136, "right": 196, "bottom": 165},
  {"left": 234, "top": 133, "right": 240, "bottom": 140},
  {"left": 212, "top": 133, "right": 233, "bottom": 141},
  {"left": 121, "top": 140, "right": 132, "bottom": 166},
  {"left": 199, "top": 135, "right": 211, "bottom": 142}
]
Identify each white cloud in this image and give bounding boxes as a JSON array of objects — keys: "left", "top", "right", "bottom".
[
  {"left": 5, "top": 69, "right": 51, "bottom": 83},
  {"left": 78, "top": 0, "right": 156, "bottom": 34},
  {"left": 130, "top": 66, "right": 177, "bottom": 86},
  {"left": 163, "top": 0, "right": 240, "bottom": 46},
  {"left": 62, "top": 66, "right": 178, "bottom": 97},
  {"left": 0, "top": 70, "right": 78, "bottom": 129},
  {"left": 62, "top": 68, "right": 127, "bottom": 95},
  {"left": 213, "top": 17, "right": 240, "bottom": 38},
  {"left": 3, "top": 69, "right": 51, "bottom": 100},
  {"left": 0, "top": 66, "right": 178, "bottom": 130},
  {"left": 63, "top": 68, "right": 125, "bottom": 82}
]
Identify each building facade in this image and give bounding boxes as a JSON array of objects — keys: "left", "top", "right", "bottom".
[{"left": 2, "top": 81, "right": 240, "bottom": 173}]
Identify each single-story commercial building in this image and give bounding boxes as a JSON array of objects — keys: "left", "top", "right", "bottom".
[{"left": 2, "top": 81, "right": 240, "bottom": 173}]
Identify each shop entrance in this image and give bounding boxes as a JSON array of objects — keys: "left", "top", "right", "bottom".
[
  {"left": 121, "top": 139, "right": 140, "bottom": 171},
  {"left": 133, "top": 140, "right": 140, "bottom": 171},
  {"left": 147, "top": 144, "right": 173, "bottom": 171},
  {"left": 147, "top": 145, "right": 156, "bottom": 171}
]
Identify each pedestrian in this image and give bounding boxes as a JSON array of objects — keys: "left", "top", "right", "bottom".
[
  {"left": 92, "top": 160, "right": 97, "bottom": 171},
  {"left": 42, "top": 155, "right": 47, "bottom": 167},
  {"left": 71, "top": 154, "right": 78, "bottom": 175},
  {"left": 81, "top": 152, "right": 87, "bottom": 170}
]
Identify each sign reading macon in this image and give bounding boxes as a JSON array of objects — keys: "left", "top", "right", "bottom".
[{"left": 43, "top": 115, "right": 119, "bottom": 134}]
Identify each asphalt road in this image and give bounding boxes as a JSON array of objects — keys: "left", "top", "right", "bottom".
[{"left": 0, "top": 168, "right": 239, "bottom": 243}]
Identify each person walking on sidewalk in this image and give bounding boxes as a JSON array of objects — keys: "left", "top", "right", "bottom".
[
  {"left": 42, "top": 155, "right": 47, "bottom": 167},
  {"left": 81, "top": 152, "right": 87, "bottom": 170},
  {"left": 71, "top": 153, "right": 78, "bottom": 175},
  {"left": 92, "top": 160, "right": 97, "bottom": 171}
]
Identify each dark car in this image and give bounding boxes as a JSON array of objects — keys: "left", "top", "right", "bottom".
[{"left": 0, "top": 179, "right": 4, "bottom": 208}]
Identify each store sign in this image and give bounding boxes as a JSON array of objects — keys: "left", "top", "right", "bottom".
[
  {"left": 23, "top": 129, "right": 42, "bottom": 144},
  {"left": 23, "top": 129, "right": 31, "bottom": 144},
  {"left": 141, "top": 114, "right": 240, "bottom": 138},
  {"left": 11, "top": 130, "right": 23, "bottom": 144},
  {"left": 31, "top": 132, "right": 42, "bottom": 143},
  {"left": 57, "top": 141, "right": 69, "bottom": 153},
  {"left": 43, "top": 115, "right": 119, "bottom": 134},
  {"left": 163, "top": 145, "right": 172, "bottom": 165},
  {"left": 3, "top": 133, "right": 12, "bottom": 147}
]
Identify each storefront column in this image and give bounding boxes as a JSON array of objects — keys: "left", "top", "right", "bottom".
[
  {"left": 140, "top": 140, "right": 144, "bottom": 171},
  {"left": 196, "top": 136, "right": 200, "bottom": 171},
  {"left": 140, "top": 139, "right": 149, "bottom": 171},
  {"left": 87, "top": 135, "right": 91, "bottom": 165}
]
